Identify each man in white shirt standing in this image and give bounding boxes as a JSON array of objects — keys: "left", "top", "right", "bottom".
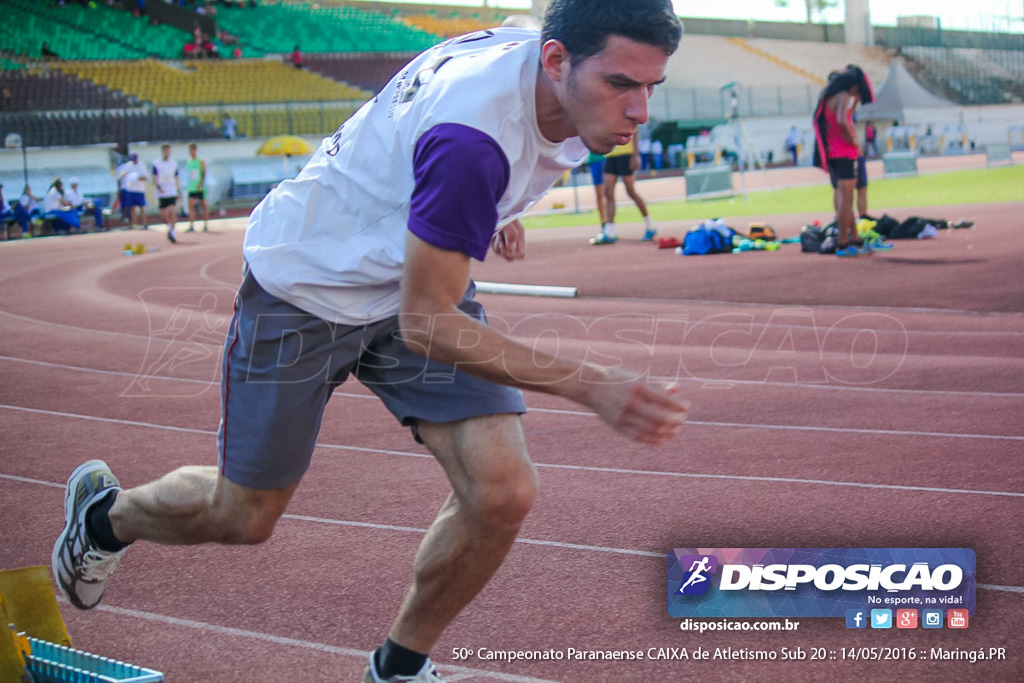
[
  {"left": 118, "top": 153, "right": 149, "bottom": 230},
  {"left": 152, "top": 143, "right": 181, "bottom": 243}
]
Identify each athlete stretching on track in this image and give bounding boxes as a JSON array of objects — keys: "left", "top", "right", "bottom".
[{"left": 53, "top": 2, "right": 686, "bottom": 681}]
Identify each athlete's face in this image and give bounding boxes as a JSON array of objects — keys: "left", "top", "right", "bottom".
[{"left": 560, "top": 36, "right": 668, "bottom": 154}]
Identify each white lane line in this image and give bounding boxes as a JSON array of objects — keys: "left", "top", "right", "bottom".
[
  {"left": 5, "top": 354, "right": 1024, "bottom": 401},
  {"left": 4, "top": 359, "right": 1024, "bottom": 440},
  {"left": 87, "top": 603, "right": 558, "bottom": 683},
  {"left": 2, "top": 405, "right": 1022, "bottom": 498},
  {"left": 9, "top": 475, "right": 1023, "bottom": 594}
]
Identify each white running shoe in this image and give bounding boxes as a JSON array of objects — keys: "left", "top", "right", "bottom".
[{"left": 52, "top": 460, "right": 125, "bottom": 610}]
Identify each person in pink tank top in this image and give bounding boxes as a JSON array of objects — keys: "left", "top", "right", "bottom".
[{"left": 812, "top": 65, "right": 877, "bottom": 257}]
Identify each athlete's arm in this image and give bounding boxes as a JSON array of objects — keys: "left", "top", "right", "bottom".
[
  {"left": 399, "top": 234, "right": 685, "bottom": 444},
  {"left": 399, "top": 124, "right": 685, "bottom": 443}
]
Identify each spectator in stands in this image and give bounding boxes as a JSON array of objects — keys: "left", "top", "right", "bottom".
[
  {"left": 42, "top": 178, "right": 82, "bottom": 234},
  {"left": 592, "top": 133, "right": 656, "bottom": 245},
  {"left": 19, "top": 184, "right": 43, "bottom": 221},
  {"left": 65, "top": 177, "right": 105, "bottom": 230},
  {"left": 119, "top": 152, "right": 148, "bottom": 230},
  {"left": 52, "top": 6, "right": 687, "bottom": 683},
  {"left": 186, "top": 143, "right": 209, "bottom": 232},
  {"left": 0, "top": 183, "right": 19, "bottom": 237},
  {"left": 9, "top": 185, "right": 37, "bottom": 237},
  {"left": 221, "top": 113, "right": 238, "bottom": 139},
  {"left": 785, "top": 125, "right": 800, "bottom": 165},
  {"left": 290, "top": 45, "right": 304, "bottom": 69},
  {"left": 152, "top": 143, "right": 181, "bottom": 243}
]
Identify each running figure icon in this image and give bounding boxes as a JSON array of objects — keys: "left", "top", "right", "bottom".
[{"left": 678, "top": 556, "right": 712, "bottom": 594}]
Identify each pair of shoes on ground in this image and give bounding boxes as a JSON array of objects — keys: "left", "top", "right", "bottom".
[
  {"left": 836, "top": 244, "right": 870, "bottom": 258},
  {"left": 589, "top": 228, "right": 657, "bottom": 246},
  {"left": 837, "top": 239, "right": 894, "bottom": 257},
  {"left": 52, "top": 460, "right": 126, "bottom": 611},
  {"left": 364, "top": 655, "right": 443, "bottom": 682}
]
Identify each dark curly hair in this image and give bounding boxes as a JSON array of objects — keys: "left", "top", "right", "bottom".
[{"left": 541, "top": 0, "right": 683, "bottom": 67}]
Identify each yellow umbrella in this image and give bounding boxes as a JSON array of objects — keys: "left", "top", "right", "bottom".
[{"left": 256, "top": 135, "right": 314, "bottom": 156}]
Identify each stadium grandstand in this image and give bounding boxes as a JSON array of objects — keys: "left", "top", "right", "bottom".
[{"left": 1, "top": 0, "right": 1022, "bottom": 221}]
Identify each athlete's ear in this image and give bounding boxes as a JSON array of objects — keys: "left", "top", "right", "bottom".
[{"left": 540, "top": 39, "right": 571, "bottom": 83}]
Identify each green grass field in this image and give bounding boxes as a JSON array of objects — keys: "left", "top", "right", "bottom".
[{"left": 523, "top": 164, "right": 1024, "bottom": 230}]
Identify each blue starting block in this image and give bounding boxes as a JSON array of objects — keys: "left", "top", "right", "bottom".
[{"left": 21, "top": 635, "right": 164, "bottom": 683}]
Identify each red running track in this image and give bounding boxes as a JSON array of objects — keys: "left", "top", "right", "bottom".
[{"left": 0, "top": 206, "right": 1021, "bottom": 682}]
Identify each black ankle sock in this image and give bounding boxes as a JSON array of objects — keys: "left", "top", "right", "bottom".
[
  {"left": 375, "top": 638, "right": 427, "bottom": 679},
  {"left": 85, "top": 490, "right": 130, "bottom": 553}
]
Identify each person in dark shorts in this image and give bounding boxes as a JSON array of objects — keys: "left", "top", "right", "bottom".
[
  {"left": 591, "top": 133, "right": 656, "bottom": 244},
  {"left": 186, "top": 143, "right": 209, "bottom": 232},
  {"left": 813, "top": 65, "right": 880, "bottom": 257},
  {"left": 53, "top": 3, "right": 687, "bottom": 682},
  {"left": 151, "top": 143, "right": 180, "bottom": 243}
]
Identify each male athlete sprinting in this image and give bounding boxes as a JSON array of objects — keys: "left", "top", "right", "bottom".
[{"left": 53, "top": 2, "right": 686, "bottom": 681}]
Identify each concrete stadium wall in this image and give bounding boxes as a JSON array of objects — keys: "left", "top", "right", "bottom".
[{"left": 681, "top": 17, "right": 846, "bottom": 43}]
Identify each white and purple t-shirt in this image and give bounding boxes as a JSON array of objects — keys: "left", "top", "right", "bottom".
[
  {"left": 152, "top": 158, "right": 179, "bottom": 199},
  {"left": 243, "top": 28, "right": 588, "bottom": 324}
]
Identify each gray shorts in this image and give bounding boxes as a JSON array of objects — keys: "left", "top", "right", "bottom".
[{"left": 217, "top": 270, "right": 526, "bottom": 489}]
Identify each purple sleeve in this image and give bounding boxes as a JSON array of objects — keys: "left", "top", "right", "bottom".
[{"left": 408, "top": 123, "right": 510, "bottom": 261}]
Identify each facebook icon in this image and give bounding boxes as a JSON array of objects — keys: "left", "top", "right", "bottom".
[{"left": 846, "top": 609, "right": 867, "bottom": 629}]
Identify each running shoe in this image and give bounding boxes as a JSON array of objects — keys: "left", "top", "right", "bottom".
[
  {"left": 363, "top": 656, "right": 443, "bottom": 682},
  {"left": 835, "top": 245, "right": 866, "bottom": 258},
  {"left": 589, "top": 233, "right": 618, "bottom": 245},
  {"left": 167, "top": 227, "right": 176, "bottom": 244},
  {"left": 52, "top": 460, "right": 125, "bottom": 610},
  {"left": 641, "top": 228, "right": 657, "bottom": 242}
]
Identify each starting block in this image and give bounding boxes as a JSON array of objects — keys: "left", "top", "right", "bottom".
[{"left": 0, "top": 566, "right": 164, "bottom": 682}]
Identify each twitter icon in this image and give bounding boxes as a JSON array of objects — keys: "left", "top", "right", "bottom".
[{"left": 870, "top": 609, "right": 892, "bottom": 629}]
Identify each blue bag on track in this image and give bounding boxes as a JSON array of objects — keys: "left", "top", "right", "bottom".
[{"left": 682, "top": 219, "right": 735, "bottom": 255}]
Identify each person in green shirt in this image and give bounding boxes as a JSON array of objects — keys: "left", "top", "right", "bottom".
[{"left": 186, "top": 143, "right": 209, "bottom": 232}]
